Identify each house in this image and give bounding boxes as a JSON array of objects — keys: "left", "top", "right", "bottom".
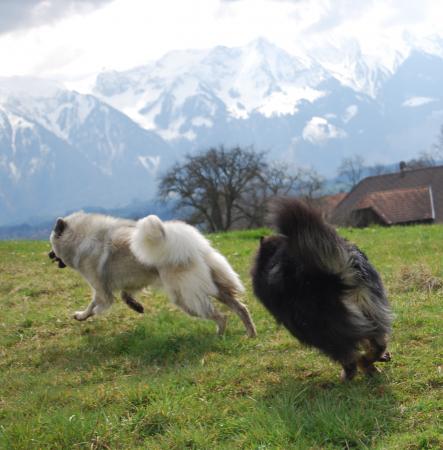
[
  {"left": 331, "top": 165, "right": 443, "bottom": 226},
  {"left": 312, "top": 193, "right": 348, "bottom": 222}
]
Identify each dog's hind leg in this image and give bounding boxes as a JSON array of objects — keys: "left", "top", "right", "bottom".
[
  {"left": 210, "top": 309, "right": 228, "bottom": 336},
  {"left": 215, "top": 290, "right": 257, "bottom": 338},
  {"left": 121, "top": 291, "right": 144, "bottom": 314},
  {"left": 170, "top": 289, "right": 227, "bottom": 336}
]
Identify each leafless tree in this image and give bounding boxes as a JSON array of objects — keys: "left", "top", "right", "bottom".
[
  {"left": 405, "top": 126, "right": 443, "bottom": 169},
  {"left": 295, "top": 167, "right": 325, "bottom": 199},
  {"left": 417, "top": 151, "right": 437, "bottom": 167},
  {"left": 432, "top": 124, "right": 443, "bottom": 160},
  {"left": 403, "top": 151, "right": 437, "bottom": 170},
  {"left": 158, "top": 146, "right": 317, "bottom": 231},
  {"left": 368, "top": 163, "right": 390, "bottom": 176},
  {"left": 337, "top": 155, "right": 366, "bottom": 189},
  {"left": 235, "top": 162, "right": 301, "bottom": 228}
]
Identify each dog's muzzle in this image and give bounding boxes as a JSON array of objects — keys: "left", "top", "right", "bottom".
[{"left": 48, "top": 250, "right": 66, "bottom": 268}]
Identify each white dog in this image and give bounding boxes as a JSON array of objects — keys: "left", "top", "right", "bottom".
[
  {"left": 49, "top": 212, "right": 256, "bottom": 337},
  {"left": 130, "top": 215, "right": 257, "bottom": 337}
]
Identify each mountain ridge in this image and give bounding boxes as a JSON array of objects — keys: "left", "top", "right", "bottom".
[
  {"left": 0, "top": 78, "right": 173, "bottom": 225},
  {"left": 1, "top": 38, "right": 443, "bottom": 226}
]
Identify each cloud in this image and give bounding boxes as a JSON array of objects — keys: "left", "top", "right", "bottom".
[
  {"left": 402, "top": 97, "right": 438, "bottom": 108},
  {"left": 1, "top": 0, "right": 443, "bottom": 81},
  {"left": 0, "top": 0, "right": 114, "bottom": 35},
  {"left": 302, "top": 117, "right": 347, "bottom": 144}
]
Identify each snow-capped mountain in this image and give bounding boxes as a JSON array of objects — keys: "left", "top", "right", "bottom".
[
  {"left": 94, "top": 39, "right": 327, "bottom": 138},
  {"left": 306, "top": 37, "right": 411, "bottom": 98},
  {"left": 92, "top": 37, "right": 411, "bottom": 134},
  {"left": 0, "top": 77, "right": 172, "bottom": 225},
  {"left": 93, "top": 38, "right": 443, "bottom": 171},
  {"left": 2, "top": 38, "right": 443, "bottom": 227}
]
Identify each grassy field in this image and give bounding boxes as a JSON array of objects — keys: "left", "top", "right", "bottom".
[{"left": 0, "top": 225, "right": 442, "bottom": 449}]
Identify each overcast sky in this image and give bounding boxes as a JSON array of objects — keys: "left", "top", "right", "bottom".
[{"left": 1, "top": 0, "right": 443, "bottom": 84}]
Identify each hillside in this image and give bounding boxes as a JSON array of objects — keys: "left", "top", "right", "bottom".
[
  {"left": 0, "top": 78, "right": 173, "bottom": 226},
  {"left": 0, "top": 226, "right": 442, "bottom": 448}
]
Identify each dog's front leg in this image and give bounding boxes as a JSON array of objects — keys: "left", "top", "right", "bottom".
[
  {"left": 74, "top": 298, "right": 95, "bottom": 321},
  {"left": 74, "top": 287, "right": 113, "bottom": 321}
]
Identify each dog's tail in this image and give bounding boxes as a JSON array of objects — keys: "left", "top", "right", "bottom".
[
  {"left": 136, "top": 214, "right": 165, "bottom": 241},
  {"left": 271, "top": 197, "right": 393, "bottom": 335},
  {"left": 270, "top": 197, "right": 345, "bottom": 272},
  {"left": 130, "top": 215, "right": 166, "bottom": 267}
]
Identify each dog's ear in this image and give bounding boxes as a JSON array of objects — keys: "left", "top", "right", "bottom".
[
  {"left": 259, "top": 236, "right": 265, "bottom": 244},
  {"left": 54, "top": 218, "right": 67, "bottom": 237}
]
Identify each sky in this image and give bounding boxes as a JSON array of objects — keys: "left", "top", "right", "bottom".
[{"left": 1, "top": 0, "right": 443, "bottom": 85}]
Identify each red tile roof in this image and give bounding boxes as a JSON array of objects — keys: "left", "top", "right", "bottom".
[
  {"left": 354, "top": 186, "right": 434, "bottom": 224},
  {"left": 316, "top": 193, "right": 348, "bottom": 218},
  {"left": 331, "top": 165, "right": 443, "bottom": 225}
]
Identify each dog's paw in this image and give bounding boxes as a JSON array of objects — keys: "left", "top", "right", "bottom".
[
  {"left": 378, "top": 351, "right": 392, "bottom": 362},
  {"left": 247, "top": 325, "right": 258, "bottom": 338},
  {"left": 363, "top": 364, "right": 382, "bottom": 377},
  {"left": 216, "top": 315, "right": 228, "bottom": 336},
  {"left": 340, "top": 368, "right": 357, "bottom": 382},
  {"left": 340, "top": 363, "right": 358, "bottom": 382},
  {"left": 73, "top": 311, "right": 89, "bottom": 321}
]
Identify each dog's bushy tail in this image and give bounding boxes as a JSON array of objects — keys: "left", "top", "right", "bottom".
[
  {"left": 130, "top": 215, "right": 166, "bottom": 267},
  {"left": 271, "top": 198, "right": 393, "bottom": 335},
  {"left": 270, "top": 197, "right": 345, "bottom": 272}
]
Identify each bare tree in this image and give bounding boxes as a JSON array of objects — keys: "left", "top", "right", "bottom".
[
  {"left": 158, "top": 146, "right": 265, "bottom": 231},
  {"left": 405, "top": 125, "right": 443, "bottom": 170},
  {"left": 368, "top": 163, "right": 390, "bottom": 176},
  {"left": 417, "top": 150, "right": 437, "bottom": 167},
  {"left": 235, "top": 162, "right": 301, "bottom": 228},
  {"left": 158, "top": 146, "right": 308, "bottom": 231},
  {"left": 432, "top": 124, "right": 443, "bottom": 160},
  {"left": 403, "top": 151, "right": 437, "bottom": 170},
  {"left": 295, "top": 167, "right": 325, "bottom": 199},
  {"left": 337, "top": 155, "right": 366, "bottom": 189}
]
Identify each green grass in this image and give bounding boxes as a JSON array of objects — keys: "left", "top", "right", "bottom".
[{"left": 0, "top": 225, "right": 442, "bottom": 449}]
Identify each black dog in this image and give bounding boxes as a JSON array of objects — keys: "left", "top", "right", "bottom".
[{"left": 251, "top": 198, "right": 393, "bottom": 381}]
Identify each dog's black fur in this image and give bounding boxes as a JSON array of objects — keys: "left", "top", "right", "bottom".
[{"left": 251, "top": 198, "right": 393, "bottom": 380}]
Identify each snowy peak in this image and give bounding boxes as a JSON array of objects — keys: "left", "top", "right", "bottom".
[
  {"left": 0, "top": 76, "right": 174, "bottom": 225},
  {"left": 0, "top": 77, "right": 97, "bottom": 141},
  {"left": 308, "top": 38, "right": 410, "bottom": 97},
  {"left": 94, "top": 38, "right": 329, "bottom": 138},
  {"left": 92, "top": 36, "right": 419, "bottom": 141}
]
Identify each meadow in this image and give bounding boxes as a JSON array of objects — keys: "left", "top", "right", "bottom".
[{"left": 0, "top": 225, "right": 442, "bottom": 449}]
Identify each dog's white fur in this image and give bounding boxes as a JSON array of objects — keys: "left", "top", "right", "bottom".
[
  {"left": 50, "top": 212, "right": 160, "bottom": 320},
  {"left": 49, "top": 212, "right": 256, "bottom": 336},
  {"left": 130, "top": 215, "right": 256, "bottom": 336}
]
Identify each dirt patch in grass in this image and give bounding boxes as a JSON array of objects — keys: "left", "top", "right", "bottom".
[{"left": 395, "top": 263, "right": 443, "bottom": 293}]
